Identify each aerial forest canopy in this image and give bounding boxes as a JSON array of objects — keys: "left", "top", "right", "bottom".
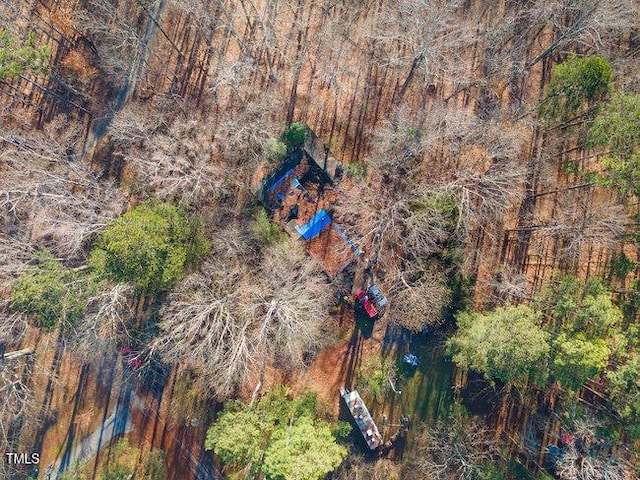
[
  {"left": 205, "top": 388, "right": 348, "bottom": 480},
  {"left": 0, "top": 0, "right": 638, "bottom": 479},
  {"left": 0, "top": 29, "right": 49, "bottom": 79},
  {"left": 89, "top": 201, "right": 209, "bottom": 291},
  {"left": 447, "top": 276, "right": 625, "bottom": 392}
]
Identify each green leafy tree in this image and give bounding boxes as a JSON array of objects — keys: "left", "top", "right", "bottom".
[
  {"left": 11, "top": 250, "right": 90, "bottom": 330},
  {"left": 536, "top": 276, "right": 622, "bottom": 339},
  {"left": 539, "top": 56, "right": 613, "bottom": 123},
  {"left": 476, "top": 464, "right": 507, "bottom": 480},
  {"left": 262, "top": 417, "right": 347, "bottom": 480},
  {"left": 90, "top": 202, "right": 209, "bottom": 291},
  {"left": 446, "top": 305, "right": 550, "bottom": 387},
  {"left": 252, "top": 209, "right": 285, "bottom": 246},
  {"left": 102, "top": 439, "right": 138, "bottom": 480},
  {"left": 265, "top": 137, "right": 288, "bottom": 163},
  {"left": 140, "top": 449, "right": 168, "bottom": 480},
  {"left": 586, "top": 92, "right": 640, "bottom": 197},
  {"left": 607, "top": 354, "right": 640, "bottom": 438},
  {"left": 206, "top": 406, "right": 271, "bottom": 468},
  {"left": 58, "top": 463, "right": 89, "bottom": 480},
  {"left": 282, "top": 122, "right": 309, "bottom": 150},
  {"left": 608, "top": 251, "right": 638, "bottom": 281},
  {"left": 535, "top": 276, "right": 623, "bottom": 392},
  {"left": 205, "top": 387, "right": 346, "bottom": 479},
  {"left": 344, "top": 161, "right": 367, "bottom": 180},
  {"left": 551, "top": 334, "right": 610, "bottom": 390},
  {"left": 0, "top": 29, "right": 49, "bottom": 80}
]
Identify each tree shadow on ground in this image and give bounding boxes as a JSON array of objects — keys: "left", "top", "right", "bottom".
[{"left": 336, "top": 311, "right": 374, "bottom": 390}]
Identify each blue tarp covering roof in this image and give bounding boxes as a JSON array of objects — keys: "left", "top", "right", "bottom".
[
  {"left": 268, "top": 168, "right": 294, "bottom": 192},
  {"left": 295, "top": 209, "right": 332, "bottom": 240}
]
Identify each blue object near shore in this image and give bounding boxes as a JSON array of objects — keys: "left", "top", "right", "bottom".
[{"left": 403, "top": 353, "right": 420, "bottom": 367}]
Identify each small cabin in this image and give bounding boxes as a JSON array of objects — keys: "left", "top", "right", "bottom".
[{"left": 250, "top": 126, "right": 359, "bottom": 276}]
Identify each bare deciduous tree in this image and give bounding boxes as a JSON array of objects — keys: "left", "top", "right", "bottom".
[
  {"left": 152, "top": 256, "right": 251, "bottom": 398},
  {"left": 0, "top": 306, "right": 29, "bottom": 348},
  {"left": 367, "top": 103, "right": 478, "bottom": 177},
  {"left": 369, "top": 0, "right": 477, "bottom": 102},
  {"left": 0, "top": 124, "right": 125, "bottom": 261},
  {"left": 555, "top": 445, "right": 631, "bottom": 480},
  {"left": 331, "top": 454, "right": 401, "bottom": 480},
  {"left": 211, "top": 87, "right": 286, "bottom": 170},
  {"left": 152, "top": 237, "right": 334, "bottom": 399},
  {"left": 68, "top": 283, "right": 136, "bottom": 364},
  {"left": 386, "top": 266, "right": 451, "bottom": 332},
  {"left": 122, "top": 117, "right": 227, "bottom": 207},
  {"left": 109, "top": 101, "right": 166, "bottom": 148},
  {"left": 442, "top": 158, "right": 527, "bottom": 232},
  {"left": 0, "top": 353, "right": 35, "bottom": 459},
  {"left": 248, "top": 240, "right": 334, "bottom": 368},
  {"left": 486, "top": 266, "right": 532, "bottom": 304},
  {"left": 532, "top": 188, "right": 627, "bottom": 268},
  {"left": 554, "top": 417, "right": 632, "bottom": 480},
  {"left": 524, "top": 0, "right": 638, "bottom": 68},
  {"left": 402, "top": 416, "right": 497, "bottom": 480},
  {"left": 73, "top": 0, "right": 143, "bottom": 82},
  {"left": 0, "top": 236, "right": 33, "bottom": 292},
  {"left": 343, "top": 182, "right": 457, "bottom": 271}
]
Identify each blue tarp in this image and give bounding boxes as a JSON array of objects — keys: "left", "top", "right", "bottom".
[
  {"left": 402, "top": 353, "right": 419, "bottom": 367},
  {"left": 295, "top": 209, "right": 332, "bottom": 240},
  {"left": 268, "top": 168, "right": 294, "bottom": 192}
]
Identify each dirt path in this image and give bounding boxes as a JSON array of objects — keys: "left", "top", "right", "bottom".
[
  {"left": 48, "top": 387, "right": 141, "bottom": 479},
  {"left": 291, "top": 317, "right": 387, "bottom": 417}
]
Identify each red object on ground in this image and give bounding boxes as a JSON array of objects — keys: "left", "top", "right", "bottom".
[
  {"left": 560, "top": 432, "right": 574, "bottom": 445},
  {"left": 362, "top": 298, "right": 378, "bottom": 318},
  {"left": 119, "top": 346, "right": 132, "bottom": 356},
  {"left": 128, "top": 358, "right": 142, "bottom": 371},
  {"left": 356, "top": 289, "right": 378, "bottom": 318}
]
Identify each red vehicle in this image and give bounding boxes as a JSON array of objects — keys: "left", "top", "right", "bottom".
[
  {"left": 119, "top": 346, "right": 142, "bottom": 371},
  {"left": 356, "top": 289, "right": 379, "bottom": 319}
]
